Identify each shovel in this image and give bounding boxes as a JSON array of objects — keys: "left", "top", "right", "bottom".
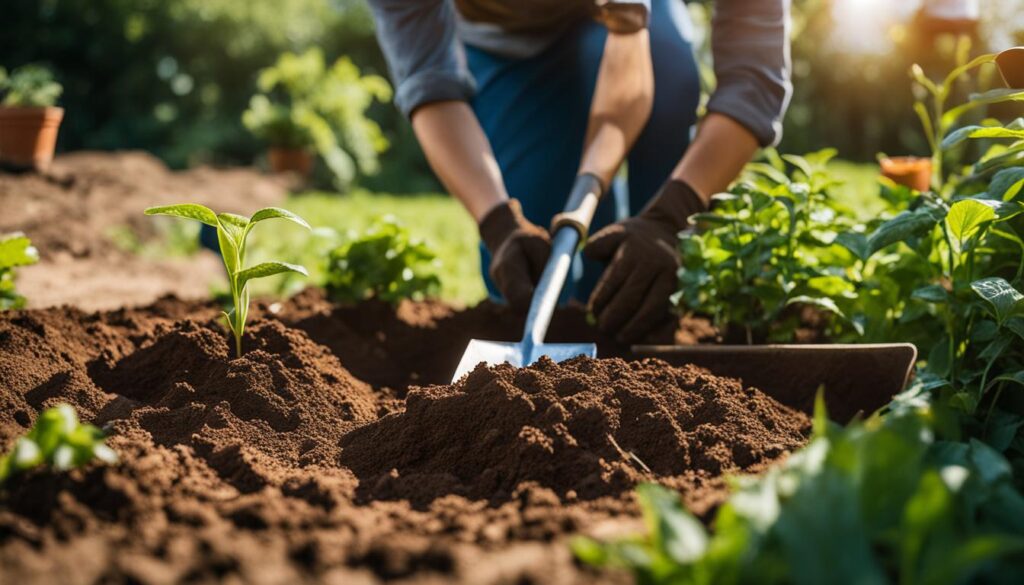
[{"left": 452, "top": 174, "right": 604, "bottom": 381}]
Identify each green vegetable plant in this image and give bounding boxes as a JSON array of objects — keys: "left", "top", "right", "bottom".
[
  {"left": 0, "top": 64, "right": 62, "bottom": 107},
  {"left": 144, "top": 204, "right": 310, "bottom": 356},
  {"left": 242, "top": 48, "right": 392, "bottom": 189},
  {"left": 0, "top": 404, "right": 117, "bottom": 484},
  {"left": 575, "top": 397, "right": 1024, "bottom": 584},
  {"left": 325, "top": 216, "right": 441, "bottom": 305},
  {"left": 0, "top": 232, "right": 39, "bottom": 310},
  {"left": 674, "top": 149, "right": 869, "bottom": 343}
]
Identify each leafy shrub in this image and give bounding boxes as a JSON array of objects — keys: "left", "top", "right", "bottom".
[
  {"left": 0, "top": 404, "right": 117, "bottom": 484},
  {"left": 0, "top": 64, "right": 61, "bottom": 107},
  {"left": 0, "top": 232, "right": 39, "bottom": 310},
  {"left": 325, "top": 216, "right": 441, "bottom": 305},
  {"left": 574, "top": 397, "right": 1024, "bottom": 584},
  {"left": 242, "top": 48, "right": 392, "bottom": 189},
  {"left": 145, "top": 204, "right": 310, "bottom": 356}
]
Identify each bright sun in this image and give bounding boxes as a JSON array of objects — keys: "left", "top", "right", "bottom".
[{"left": 830, "top": 0, "right": 911, "bottom": 54}]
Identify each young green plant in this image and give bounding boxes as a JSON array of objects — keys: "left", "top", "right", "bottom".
[
  {"left": 144, "top": 204, "right": 310, "bottom": 356},
  {"left": 0, "top": 232, "right": 39, "bottom": 310},
  {"left": 0, "top": 404, "right": 117, "bottom": 484}
]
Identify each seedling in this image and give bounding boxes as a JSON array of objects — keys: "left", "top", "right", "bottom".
[
  {"left": 144, "top": 204, "right": 310, "bottom": 356},
  {"left": 0, "top": 232, "right": 39, "bottom": 310},
  {"left": 0, "top": 404, "right": 117, "bottom": 484}
]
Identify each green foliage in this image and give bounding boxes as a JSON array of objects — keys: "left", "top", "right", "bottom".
[
  {"left": 0, "top": 232, "right": 39, "bottom": 310},
  {"left": 673, "top": 149, "right": 911, "bottom": 344},
  {"left": 242, "top": 48, "right": 392, "bottom": 190},
  {"left": 0, "top": 404, "right": 117, "bottom": 484},
  {"left": 575, "top": 403, "right": 1024, "bottom": 584},
  {"left": 145, "top": 204, "right": 310, "bottom": 356},
  {"left": 325, "top": 216, "right": 441, "bottom": 305},
  {"left": 0, "top": 64, "right": 62, "bottom": 107}
]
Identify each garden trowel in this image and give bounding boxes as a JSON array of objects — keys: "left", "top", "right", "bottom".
[{"left": 452, "top": 174, "right": 603, "bottom": 382}]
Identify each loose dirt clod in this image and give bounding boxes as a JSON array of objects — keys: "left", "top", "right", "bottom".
[{"left": 0, "top": 294, "right": 808, "bottom": 584}]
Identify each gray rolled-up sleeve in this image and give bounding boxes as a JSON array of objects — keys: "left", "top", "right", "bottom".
[
  {"left": 367, "top": 0, "right": 476, "bottom": 117},
  {"left": 706, "top": 0, "right": 792, "bottom": 146}
]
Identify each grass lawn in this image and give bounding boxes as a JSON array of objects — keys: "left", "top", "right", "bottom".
[{"left": 164, "top": 160, "right": 886, "bottom": 305}]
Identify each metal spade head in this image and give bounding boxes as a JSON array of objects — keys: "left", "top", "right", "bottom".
[{"left": 451, "top": 339, "right": 597, "bottom": 382}]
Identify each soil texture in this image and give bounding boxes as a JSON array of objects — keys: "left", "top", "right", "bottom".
[{"left": 0, "top": 293, "right": 809, "bottom": 584}]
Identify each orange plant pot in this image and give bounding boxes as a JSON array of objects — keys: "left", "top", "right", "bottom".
[
  {"left": 0, "top": 106, "right": 64, "bottom": 171},
  {"left": 880, "top": 156, "right": 932, "bottom": 192},
  {"left": 267, "top": 147, "right": 314, "bottom": 176}
]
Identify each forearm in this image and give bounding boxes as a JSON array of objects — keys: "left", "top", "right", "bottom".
[
  {"left": 672, "top": 113, "right": 759, "bottom": 204},
  {"left": 578, "top": 29, "right": 654, "bottom": 188},
  {"left": 411, "top": 101, "right": 508, "bottom": 222}
]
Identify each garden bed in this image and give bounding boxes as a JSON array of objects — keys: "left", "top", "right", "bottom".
[{"left": 0, "top": 289, "right": 809, "bottom": 584}]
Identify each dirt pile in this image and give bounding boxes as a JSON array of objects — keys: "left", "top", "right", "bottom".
[
  {"left": 343, "top": 357, "right": 808, "bottom": 506},
  {"left": 0, "top": 296, "right": 809, "bottom": 584}
]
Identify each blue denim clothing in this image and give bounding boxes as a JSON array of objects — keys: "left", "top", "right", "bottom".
[
  {"left": 468, "top": 0, "right": 700, "bottom": 303},
  {"left": 367, "top": 0, "right": 791, "bottom": 147}
]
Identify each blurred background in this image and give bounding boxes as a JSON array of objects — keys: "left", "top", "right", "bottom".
[
  {"left": 2, "top": 0, "right": 1023, "bottom": 306},
  {"left": 3, "top": 0, "right": 1021, "bottom": 191}
]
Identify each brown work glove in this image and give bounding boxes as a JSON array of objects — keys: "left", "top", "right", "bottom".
[
  {"left": 479, "top": 199, "right": 551, "bottom": 309},
  {"left": 583, "top": 179, "right": 706, "bottom": 343}
]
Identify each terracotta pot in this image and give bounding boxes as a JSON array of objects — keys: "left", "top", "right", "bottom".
[
  {"left": 880, "top": 156, "right": 932, "bottom": 192},
  {"left": 996, "top": 47, "right": 1024, "bottom": 90},
  {"left": 267, "top": 147, "right": 314, "bottom": 176},
  {"left": 0, "top": 106, "right": 64, "bottom": 171}
]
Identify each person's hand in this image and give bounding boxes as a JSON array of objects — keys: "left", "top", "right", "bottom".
[
  {"left": 583, "top": 180, "right": 706, "bottom": 342},
  {"left": 479, "top": 199, "right": 551, "bottom": 309}
]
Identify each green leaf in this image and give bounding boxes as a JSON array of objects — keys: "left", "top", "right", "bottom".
[
  {"left": 835, "top": 232, "right": 870, "bottom": 262},
  {"left": 942, "top": 118, "right": 1024, "bottom": 150},
  {"left": 144, "top": 204, "right": 218, "bottom": 227},
  {"left": 946, "top": 199, "right": 996, "bottom": 252},
  {"left": 911, "top": 284, "right": 949, "bottom": 304},
  {"left": 236, "top": 261, "right": 308, "bottom": 290},
  {"left": 0, "top": 233, "right": 39, "bottom": 269},
  {"left": 990, "top": 371, "right": 1024, "bottom": 390},
  {"left": 989, "top": 167, "right": 1024, "bottom": 201},
  {"left": 786, "top": 295, "right": 845, "bottom": 318},
  {"left": 971, "top": 277, "right": 1024, "bottom": 323},
  {"left": 867, "top": 205, "right": 945, "bottom": 256},
  {"left": 636, "top": 483, "right": 708, "bottom": 564},
  {"left": 1005, "top": 317, "right": 1024, "bottom": 341},
  {"left": 248, "top": 207, "right": 311, "bottom": 230},
  {"left": 942, "top": 88, "right": 1024, "bottom": 130}
]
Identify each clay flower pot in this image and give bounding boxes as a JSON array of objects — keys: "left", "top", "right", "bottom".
[
  {"left": 0, "top": 106, "right": 64, "bottom": 171},
  {"left": 880, "top": 156, "right": 932, "bottom": 192},
  {"left": 267, "top": 147, "right": 314, "bottom": 176},
  {"left": 996, "top": 47, "right": 1024, "bottom": 90}
]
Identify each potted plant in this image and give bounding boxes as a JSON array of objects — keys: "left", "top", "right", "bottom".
[
  {"left": 242, "top": 49, "right": 392, "bottom": 188},
  {"left": 0, "top": 64, "right": 64, "bottom": 171}
]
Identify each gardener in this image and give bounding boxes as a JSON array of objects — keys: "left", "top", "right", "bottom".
[{"left": 368, "top": 0, "right": 791, "bottom": 342}]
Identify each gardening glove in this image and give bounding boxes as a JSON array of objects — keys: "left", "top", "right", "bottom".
[
  {"left": 583, "top": 179, "right": 706, "bottom": 343},
  {"left": 479, "top": 199, "right": 551, "bottom": 310}
]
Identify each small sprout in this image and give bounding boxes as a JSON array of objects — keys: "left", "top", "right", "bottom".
[
  {"left": 0, "top": 404, "right": 117, "bottom": 484},
  {"left": 0, "top": 64, "right": 63, "bottom": 107},
  {"left": 0, "top": 232, "right": 39, "bottom": 310},
  {"left": 145, "top": 204, "right": 310, "bottom": 356}
]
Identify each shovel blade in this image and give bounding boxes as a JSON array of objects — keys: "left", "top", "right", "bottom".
[{"left": 452, "top": 339, "right": 597, "bottom": 382}]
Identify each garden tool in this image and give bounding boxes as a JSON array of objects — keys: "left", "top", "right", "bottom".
[{"left": 452, "top": 174, "right": 604, "bottom": 381}]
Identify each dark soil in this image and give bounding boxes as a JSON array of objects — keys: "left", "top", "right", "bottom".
[{"left": 0, "top": 291, "right": 809, "bottom": 584}]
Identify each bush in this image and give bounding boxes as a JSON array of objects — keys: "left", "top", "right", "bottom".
[
  {"left": 242, "top": 48, "right": 392, "bottom": 190},
  {"left": 325, "top": 216, "right": 442, "bottom": 305}
]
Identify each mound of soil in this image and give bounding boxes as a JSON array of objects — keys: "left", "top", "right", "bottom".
[
  {"left": 342, "top": 357, "right": 806, "bottom": 506},
  {"left": 0, "top": 152, "right": 290, "bottom": 310},
  {"left": 0, "top": 295, "right": 809, "bottom": 584}
]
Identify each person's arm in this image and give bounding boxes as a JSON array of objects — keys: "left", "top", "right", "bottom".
[
  {"left": 671, "top": 113, "right": 759, "bottom": 203},
  {"left": 412, "top": 102, "right": 508, "bottom": 221}
]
